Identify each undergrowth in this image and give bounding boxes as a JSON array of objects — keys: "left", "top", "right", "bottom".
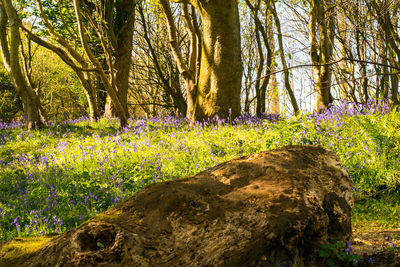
[{"left": 1, "top": 102, "right": 399, "bottom": 240}]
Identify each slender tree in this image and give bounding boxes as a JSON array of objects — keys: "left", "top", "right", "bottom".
[
  {"left": 0, "top": 0, "right": 42, "bottom": 130},
  {"left": 308, "top": 0, "right": 335, "bottom": 112},
  {"left": 159, "top": 0, "right": 200, "bottom": 121},
  {"left": 136, "top": 2, "right": 187, "bottom": 116},
  {"left": 28, "top": 0, "right": 100, "bottom": 121}
]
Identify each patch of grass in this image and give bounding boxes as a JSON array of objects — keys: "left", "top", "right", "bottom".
[
  {"left": 353, "top": 193, "right": 400, "bottom": 230},
  {"left": 0, "top": 105, "right": 400, "bottom": 240}
]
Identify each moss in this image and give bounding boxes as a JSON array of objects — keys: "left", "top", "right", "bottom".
[
  {"left": 0, "top": 236, "right": 54, "bottom": 266},
  {"left": 88, "top": 209, "right": 123, "bottom": 223}
]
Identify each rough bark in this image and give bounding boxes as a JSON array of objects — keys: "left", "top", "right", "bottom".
[
  {"left": 17, "top": 145, "right": 353, "bottom": 267},
  {"left": 165, "top": 0, "right": 242, "bottom": 120},
  {"left": 191, "top": 0, "right": 243, "bottom": 120}
]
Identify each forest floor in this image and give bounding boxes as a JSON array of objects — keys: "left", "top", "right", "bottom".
[
  {"left": 1, "top": 107, "right": 400, "bottom": 265},
  {"left": 352, "top": 225, "right": 400, "bottom": 266},
  {"left": 1, "top": 225, "right": 399, "bottom": 266}
]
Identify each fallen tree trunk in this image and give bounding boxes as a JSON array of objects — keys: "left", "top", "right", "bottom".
[{"left": 6, "top": 145, "right": 354, "bottom": 266}]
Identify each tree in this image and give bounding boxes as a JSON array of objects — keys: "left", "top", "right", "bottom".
[
  {"left": 243, "top": 0, "right": 272, "bottom": 116},
  {"left": 26, "top": 0, "right": 100, "bottom": 122},
  {"left": 266, "top": 6, "right": 279, "bottom": 115},
  {"left": 0, "top": 0, "right": 42, "bottom": 130},
  {"left": 158, "top": 0, "right": 200, "bottom": 120},
  {"left": 169, "top": 0, "right": 243, "bottom": 121},
  {"left": 19, "top": 0, "right": 136, "bottom": 127},
  {"left": 72, "top": 0, "right": 136, "bottom": 127},
  {"left": 135, "top": 1, "right": 188, "bottom": 116},
  {"left": 308, "top": 0, "right": 335, "bottom": 112},
  {"left": 369, "top": 0, "right": 400, "bottom": 105},
  {"left": 244, "top": 0, "right": 294, "bottom": 115},
  {"left": 268, "top": 0, "right": 298, "bottom": 114}
]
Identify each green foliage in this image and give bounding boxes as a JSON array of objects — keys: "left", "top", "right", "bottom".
[
  {"left": 96, "top": 242, "right": 104, "bottom": 249},
  {"left": 319, "top": 241, "right": 361, "bottom": 267},
  {"left": 30, "top": 44, "right": 87, "bottom": 120}
]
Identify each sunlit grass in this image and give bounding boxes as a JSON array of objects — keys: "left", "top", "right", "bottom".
[
  {"left": 0, "top": 236, "right": 53, "bottom": 266},
  {"left": 1, "top": 102, "right": 399, "bottom": 240}
]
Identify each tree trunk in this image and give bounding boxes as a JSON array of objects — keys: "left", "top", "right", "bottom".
[
  {"left": 269, "top": 0, "right": 298, "bottom": 114},
  {"left": 104, "top": 94, "right": 115, "bottom": 118},
  {"left": 309, "top": 0, "right": 335, "bottom": 112},
  {"left": 255, "top": 18, "right": 265, "bottom": 116},
  {"left": 337, "top": 7, "right": 351, "bottom": 102},
  {"left": 138, "top": 3, "right": 187, "bottom": 117},
  {"left": 182, "top": 4, "right": 201, "bottom": 121},
  {"left": 74, "top": 69, "right": 99, "bottom": 121},
  {"left": 113, "top": 0, "right": 134, "bottom": 118},
  {"left": 19, "top": 146, "right": 354, "bottom": 267},
  {"left": 244, "top": 0, "right": 278, "bottom": 115},
  {"left": 73, "top": 0, "right": 130, "bottom": 128},
  {"left": 391, "top": 68, "right": 399, "bottom": 105},
  {"left": 378, "top": 34, "right": 389, "bottom": 99},
  {"left": 0, "top": 1, "right": 42, "bottom": 130},
  {"left": 193, "top": 0, "right": 242, "bottom": 120},
  {"left": 266, "top": 7, "right": 279, "bottom": 114}
]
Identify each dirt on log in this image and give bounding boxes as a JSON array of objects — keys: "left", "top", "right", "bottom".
[{"left": 19, "top": 145, "right": 353, "bottom": 266}]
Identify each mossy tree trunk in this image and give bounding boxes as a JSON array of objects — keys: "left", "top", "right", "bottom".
[
  {"left": 267, "top": 12, "right": 279, "bottom": 115},
  {"left": 309, "top": 0, "right": 335, "bottom": 113},
  {"left": 195, "top": 0, "right": 242, "bottom": 120},
  {"left": 170, "top": 0, "right": 242, "bottom": 121}
]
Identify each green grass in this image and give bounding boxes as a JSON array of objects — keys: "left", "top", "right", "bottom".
[
  {"left": 353, "top": 194, "right": 400, "bottom": 229},
  {"left": 1, "top": 110, "right": 400, "bottom": 240}
]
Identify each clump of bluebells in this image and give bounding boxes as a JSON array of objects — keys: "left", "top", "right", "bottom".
[
  {"left": 1, "top": 101, "right": 400, "bottom": 240},
  {"left": 319, "top": 241, "right": 362, "bottom": 266}
]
